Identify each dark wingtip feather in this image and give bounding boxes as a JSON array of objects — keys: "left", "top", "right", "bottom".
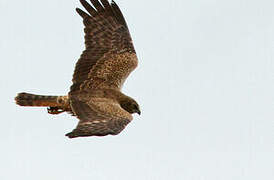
[
  {"left": 111, "top": 0, "right": 115, "bottom": 5},
  {"left": 77, "top": 0, "right": 128, "bottom": 27},
  {"left": 65, "top": 132, "right": 78, "bottom": 138},
  {"left": 90, "top": 0, "right": 104, "bottom": 12},
  {"left": 100, "top": 0, "right": 111, "bottom": 9},
  {"left": 80, "top": 0, "right": 97, "bottom": 15},
  {"left": 76, "top": 7, "right": 90, "bottom": 18},
  {"left": 110, "top": 0, "right": 128, "bottom": 27}
]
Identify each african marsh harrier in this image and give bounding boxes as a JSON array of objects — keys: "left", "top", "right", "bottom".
[{"left": 15, "top": 0, "right": 140, "bottom": 138}]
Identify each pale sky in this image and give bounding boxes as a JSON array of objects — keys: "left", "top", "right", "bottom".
[{"left": 1, "top": 0, "right": 274, "bottom": 179}]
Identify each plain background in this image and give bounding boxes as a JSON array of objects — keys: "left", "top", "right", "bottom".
[{"left": 0, "top": 0, "right": 274, "bottom": 179}]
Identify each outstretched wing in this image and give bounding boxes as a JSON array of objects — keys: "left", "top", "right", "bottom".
[
  {"left": 66, "top": 96, "right": 133, "bottom": 138},
  {"left": 70, "top": 0, "right": 138, "bottom": 92}
]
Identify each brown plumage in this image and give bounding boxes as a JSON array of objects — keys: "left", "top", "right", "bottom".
[{"left": 15, "top": 0, "right": 140, "bottom": 138}]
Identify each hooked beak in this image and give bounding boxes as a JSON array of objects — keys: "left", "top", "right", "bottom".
[{"left": 137, "top": 110, "right": 141, "bottom": 115}]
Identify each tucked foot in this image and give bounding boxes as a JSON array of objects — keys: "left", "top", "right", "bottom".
[{"left": 47, "top": 107, "right": 65, "bottom": 115}]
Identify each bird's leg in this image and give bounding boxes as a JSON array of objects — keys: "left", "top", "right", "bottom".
[{"left": 47, "top": 106, "right": 65, "bottom": 115}]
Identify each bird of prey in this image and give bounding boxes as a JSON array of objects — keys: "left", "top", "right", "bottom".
[{"left": 15, "top": 0, "right": 140, "bottom": 138}]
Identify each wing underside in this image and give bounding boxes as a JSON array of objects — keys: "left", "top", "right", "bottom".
[
  {"left": 70, "top": 0, "right": 138, "bottom": 92},
  {"left": 66, "top": 96, "right": 132, "bottom": 138}
]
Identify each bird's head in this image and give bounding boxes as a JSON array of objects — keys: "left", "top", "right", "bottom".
[{"left": 120, "top": 98, "right": 141, "bottom": 115}]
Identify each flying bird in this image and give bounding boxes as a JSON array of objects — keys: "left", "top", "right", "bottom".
[{"left": 15, "top": 0, "right": 140, "bottom": 138}]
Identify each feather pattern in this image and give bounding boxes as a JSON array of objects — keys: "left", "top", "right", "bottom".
[
  {"left": 70, "top": 0, "right": 137, "bottom": 92},
  {"left": 66, "top": 94, "right": 132, "bottom": 138}
]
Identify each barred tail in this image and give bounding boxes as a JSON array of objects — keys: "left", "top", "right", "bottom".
[{"left": 15, "top": 92, "right": 59, "bottom": 107}]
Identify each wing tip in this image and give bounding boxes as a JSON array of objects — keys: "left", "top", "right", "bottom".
[
  {"left": 110, "top": 0, "right": 116, "bottom": 5},
  {"left": 75, "top": 7, "right": 81, "bottom": 12},
  {"left": 76, "top": 0, "right": 127, "bottom": 27},
  {"left": 65, "top": 132, "right": 78, "bottom": 138},
  {"left": 76, "top": 7, "right": 90, "bottom": 18},
  {"left": 75, "top": 7, "right": 83, "bottom": 14}
]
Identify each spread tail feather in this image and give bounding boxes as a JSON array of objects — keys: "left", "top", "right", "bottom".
[{"left": 15, "top": 92, "right": 59, "bottom": 107}]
